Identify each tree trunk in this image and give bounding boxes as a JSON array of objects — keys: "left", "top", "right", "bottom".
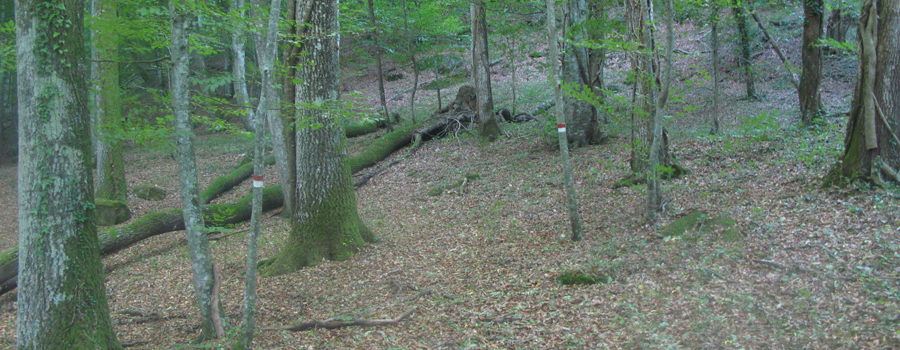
[
  {"left": 824, "top": 0, "right": 900, "bottom": 187},
  {"left": 732, "top": 0, "right": 758, "bottom": 101},
  {"left": 562, "top": 0, "right": 599, "bottom": 147},
  {"left": 800, "top": 0, "right": 824, "bottom": 125},
  {"left": 0, "top": 0, "right": 16, "bottom": 164},
  {"left": 547, "top": 0, "right": 584, "bottom": 241},
  {"left": 14, "top": 0, "right": 121, "bottom": 347},
  {"left": 472, "top": 0, "right": 500, "bottom": 142},
  {"left": 231, "top": 0, "right": 252, "bottom": 130},
  {"left": 826, "top": 9, "right": 855, "bottom": 44},
  {"left": 260, "top": 0, "right": 375, "bottom": 277},
  {"left": 92, "top": 0, "right": 127, "bottom": 201},
  {"left": 367, "top": 0, "right": 389, "bottom": 122},
  {"left": 626, "top": 0, "right": 658, "bottom": 174},
  {"left": 647, "top": 0, "right": 676, "bottom": 223},
  {"left": 710, "top": 5, "right": 721, "bottom": 135},
  {"left": 170, "top": 2, "right": 219, "bottom": 342}
]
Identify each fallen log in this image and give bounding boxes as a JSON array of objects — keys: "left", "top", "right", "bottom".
[
  {"left": 0, "top": 186, "right": 285, "bottom": 296},
  {"left": 262, "top": 308, "right": 415, "bottom": 332},
  {"left": 200, "top": 155, "right": 276, "bottom": 204}
]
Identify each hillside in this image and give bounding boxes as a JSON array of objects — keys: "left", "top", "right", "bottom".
[{"left": 0, "top": 9, "right": 898, "bottom": 350}]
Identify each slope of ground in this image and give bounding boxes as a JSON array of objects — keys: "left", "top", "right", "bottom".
[{"left": 0, "top": 10, "right": 898, "bottom": 350}]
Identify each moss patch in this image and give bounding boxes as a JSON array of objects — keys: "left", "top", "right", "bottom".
[
  {"left": 659, "top": 211, "right": 742, "bottom": 242},
  {"left": 95, "top": 199, "right": 131, "bottom": 226},
  {"left": 557, "top": 271, "right": 611, "bottom": 286}
]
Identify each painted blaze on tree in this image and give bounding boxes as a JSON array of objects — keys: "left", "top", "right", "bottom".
[{"left": 260, "top": 0, "right": 376, "bottom": 276}]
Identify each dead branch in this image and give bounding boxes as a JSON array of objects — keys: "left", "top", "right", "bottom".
[
  {"left": 122, "top": 340, "right": 151, "bottom": 348},
  {"left": 404, "top": 289, "right": 432, "bottom": 301},
  {"left": 785, "top": 244, "right": 845, "bottom": 263},
  {"left": 750, "top": 13, "right": 799, "bottom": 89},
  {"left": 262, "top": 308, "right": 415, "bottom": 332},
  {"left": 211, "top": 264, "right": 225, "bottom": 338}
]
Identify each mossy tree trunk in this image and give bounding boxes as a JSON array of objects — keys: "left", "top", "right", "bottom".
[
  {"left": 562, "top": 0, "right": 599, "bottom": 147},
  {"left": 14, "top": 0, "right": 121, "bottom": 347},
  {"left": 824, "top": 0, "right": 900, "bottom": 187},
  {"left": 91, "top": 0, "right": 127, "bottom": 201},
  {"left": 710, "top": 4, "right": 721, "bottom": 135},
  {"left": 472, "top": 0, "right": 500, "bottom": 142},
  {"left": 800, "top": 0, "right": 825, "bottom": 126},
  {"left": 170, "top": 1, "right": 220, "bottom": 342},
  {"left": 261, "top": 0, "right": 375, "bottom": 277}
]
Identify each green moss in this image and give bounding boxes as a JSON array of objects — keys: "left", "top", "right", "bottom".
[
  {"left": 200, "top": 154, "right": 275, "bottom": 203},
  {"left": 558, "top": 271, "right": 611, "bottom": 285},
  {"left": 348, "top": 121, "right": 421, "bottom": 173},
  {"left": 659, "top": 211, "right": 743, "bottom": 242}
]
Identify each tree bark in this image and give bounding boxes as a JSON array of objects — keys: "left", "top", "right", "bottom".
[
  {"left": 169, "top": 2, "right": 219, "bottom": 342},
  {"left": 626, "top": 0, "right": 658, "bottom": 174},
  {"left": 562, "top": 0, "right": 599, "bottom": 147},
  {"left": 824, "top": 0, "right": 900, "bottom": 187},
  {"left": 647, "top": 0, "right": 676, "bottom": 223},
  {"left": 472, "top": 0, "right": 500, "bottom": 142},
  {"left": 236, "top": 0, "right": 281, "bottom": 346},
  {"left": 547, "top": 0, "right": 583, "bottom": 241},
  {"left": 0, "top": 0, "right": 16, "bottom": 163},
  {"left": 710, "top": 5, "right": 721, "bottom": 135},
  {"left": 92, "top": 0, "right": 128, "bottom": 201},
  {"left": 231, "top": 0, "right": 253, "bottom": 131},
  {"left": 732, "top": 0, "right": 758, "bottom": 101},
  {"left": 367, "top": 0, "right": 389, "bottom": 122},
  {"left": 14, "top": 0, "right": 121, "bottom": 347},
  {"left": 260, "top": 0, "right": 376, "bottom": 277},
  {"left": 800, "top": 0, "right": 825, "bottom": 125}
]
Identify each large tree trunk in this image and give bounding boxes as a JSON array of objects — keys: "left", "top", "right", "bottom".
[
  {"left": 800, "top": 0, "right": 825, "bottom": 125},
  {"left": 260, "top": 0, "right": 375, "bottom": 277},
  {"left": 824, "top": 0, "right": 900, "bottom": 187},
  {"left": 92, "top": 0, "right": 127, "bottom": 201},
  {"left": 472, "top": 0, "right": 500, "bottom": 141},
  {"left": 547, "top": 0, "right": 584, "bottom": 241},
  {"left": 14, "top": 0, "right": 121, "bottom": 347},
  {"left": 562, "top": 0, "right": 599, "bottom": 147},
  {"left": 170, "top": 2, "right": 220, "bottom": 342},
  {"left": 732, "top": 0, "right": 758, "bottom": 101}
]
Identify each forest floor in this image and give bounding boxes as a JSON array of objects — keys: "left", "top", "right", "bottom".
[{"left": 1, "top": 10, "right": 899, "bottom": 350}]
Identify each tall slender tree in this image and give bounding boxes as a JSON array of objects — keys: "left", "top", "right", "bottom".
[
  {"left": 15, "top": 0, "right": 121, "bottom": 347},
  {"left": 547, "top": 0, "right": 584, "bottom": 241},
  {"left": 92, "top": 0, "right": 128, "bottom": 201},
  {"left": 799, "top": 0, "right": 824, "bottom": 125},
  {"left": 170, "top": 0, "right": 220, "bottom": 342},
  {"left": 647, "top": 0, "right": 676, "bottom": 223},
  {"left": 710, "top": 3, "right": 721, "bottom": 135},
  {"left": 367, "top": 0, "right": 389, "bottom": 122},
  {"left": 472, "top": 0, "right": 500, "bottom": 141},
  {"left": 824, "top": 0, "right": 900, "bottom": 187},
  {"left": 260, "top": 0, "right": 377, "bottom": 276}
]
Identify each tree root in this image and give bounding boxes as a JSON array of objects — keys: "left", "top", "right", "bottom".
[{"left": 262, "top": 308, "right": 415, "bottom": 332}]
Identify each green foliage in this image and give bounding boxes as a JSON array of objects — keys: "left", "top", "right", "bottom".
[
  {"left": 557, "top": 271, "right": 611, "bottom": 285},
  {"left": 0, "top": 19, "right": 14, "bottom": 72}
]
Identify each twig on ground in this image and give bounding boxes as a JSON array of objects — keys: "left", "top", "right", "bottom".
[
  {"left": 405, "top": 289, "right": 432, "bottom": 301},
  {"left": 662, "top": 265, "right": 738, "bottom": 284},
  {"left": 752, "top": 259, "right": 857, "bottom": 281},
  {"left": 262, "top": 308, "right": 415, "bottom": 332},
  {"left": 122, "top": 340, "right": 151, "bottom": 348},
  {"left": 785, "top": 244, "right": 846, "bottom": 263}
]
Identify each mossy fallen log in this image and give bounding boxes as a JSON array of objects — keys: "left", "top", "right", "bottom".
[
  {"left": 0, "top": 186, "right": 284, "bottom": 296},
  {"left": 349, "top": 121, "right": 423, "bottom": 173},
  {"left": 200, "top": 154, "right": 276, "bottom": 204}
]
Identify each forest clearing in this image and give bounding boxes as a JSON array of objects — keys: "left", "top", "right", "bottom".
[{"left": 1, "top": 0, "right": 899, "bottom": 348}]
